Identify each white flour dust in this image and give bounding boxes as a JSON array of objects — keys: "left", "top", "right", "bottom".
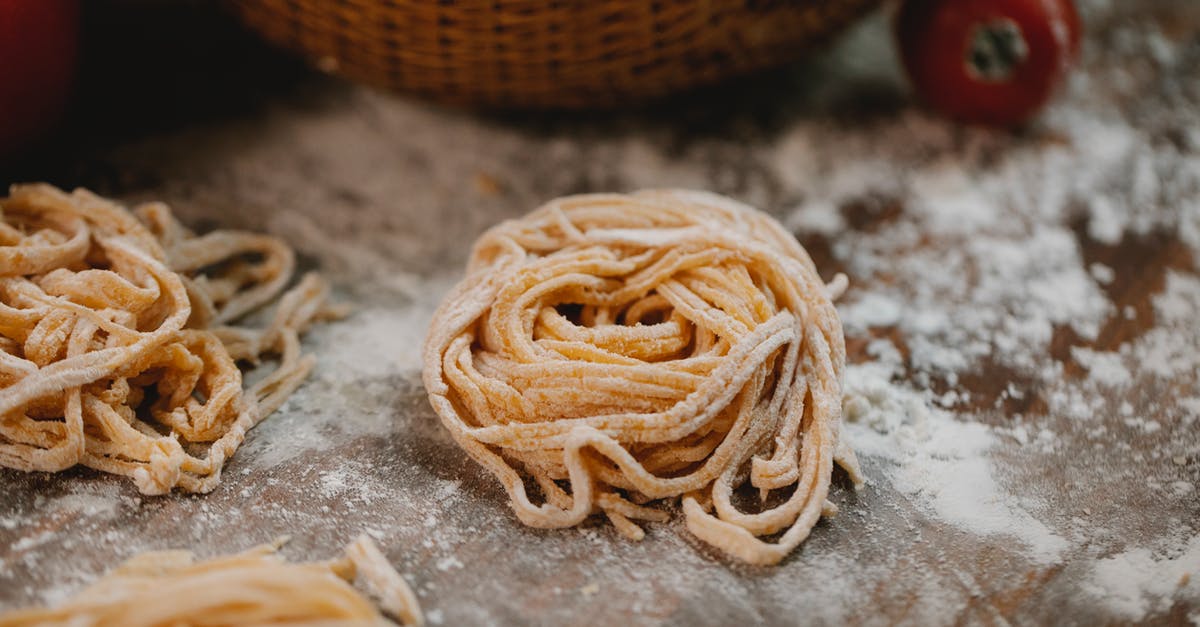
[
  {"left": 843, "top": 361, "right": 1069, "bottom": 565},
  {"left": 1083, "top": 533, "right": 1200, "bottom": 620},
  {"left": 1, "top": 0, "right": 1198, "bottom": 623}
]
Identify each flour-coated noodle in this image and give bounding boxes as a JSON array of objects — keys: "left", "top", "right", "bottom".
[
  {"left": 423, "top": 189, "right": 864, "bottom": 565},
  {"left": 0, "top": 184, "right": 341, "bottom": 494},
  {"left": 0, "top": 535, "right": 423, "bottom": 626}
]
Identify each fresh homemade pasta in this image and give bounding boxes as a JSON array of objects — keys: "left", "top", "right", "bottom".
[
  {"left": 0, "top": 184, "right": 340, "bottom": 494},
  {"left": 423, "top": 189, "right": 863, "bottom": 565},
  {"left": 0, "top": 535, "right": 423, "bottom": 626}
]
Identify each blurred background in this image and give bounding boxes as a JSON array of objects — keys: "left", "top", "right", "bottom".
[{"left": 10, "top": 0, "right": 1188, "bottom": 191}]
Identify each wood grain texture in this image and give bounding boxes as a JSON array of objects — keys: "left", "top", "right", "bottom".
[{"left": 2, "top": 1, "right": 1198, "bottom": 625}]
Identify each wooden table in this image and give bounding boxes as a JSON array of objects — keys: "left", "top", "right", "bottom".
[{"left": 2, "top": 1, "right": 1198, "bottom": 624}]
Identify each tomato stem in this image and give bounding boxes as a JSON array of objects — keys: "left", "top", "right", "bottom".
[{"left": 966, "top": 19, "right": 1029, "bottom": 82}]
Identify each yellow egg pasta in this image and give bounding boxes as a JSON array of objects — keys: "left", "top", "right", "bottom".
[
  {"left": 423, "top": 189, "right": 863, "bottom": 565},
  {"left": 0, "top": 535, "right": 423, "bottom": 626},
  {"left": 0, "top": 184, "right": 341, "bottom": 494}
]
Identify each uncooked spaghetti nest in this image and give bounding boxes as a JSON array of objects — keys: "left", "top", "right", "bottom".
[
  {"left": 0, "top": 184, "right": 341, "bottom": 494},
  {"left": 0, "top": 535, "right": 423, "bottom": 626},
  {"left": 423, "top": 189, "right": 864, "bottom": 565}
]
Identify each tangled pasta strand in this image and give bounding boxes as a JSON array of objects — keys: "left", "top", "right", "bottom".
[
  {"left": 423, "top": 189, "right": 864, "bottom": 565},
  {"left": 0, "top": 535, "right": 423, "bottom": 626},
  {"left": 0, "top": 184, "right": 340, "bottom": 494}
]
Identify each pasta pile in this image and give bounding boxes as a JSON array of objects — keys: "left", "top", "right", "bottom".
[
  {"left": 423, "top": 189, "right": 864, "bottom": 565},
  {"left": 0, "top": 535, "right": 423, "bottom": 626},
  {"left": 0, "top": 184, "right": 339, "bottom": 494}
]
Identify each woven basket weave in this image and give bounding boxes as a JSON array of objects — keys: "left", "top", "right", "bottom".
[{"left": 230, "top": 0, "right": 881, "bottom": 108}]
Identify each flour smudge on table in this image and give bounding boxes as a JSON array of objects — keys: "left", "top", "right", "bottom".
[{"left": 2, "top": 0, "right": 1198, "bottom": 623}]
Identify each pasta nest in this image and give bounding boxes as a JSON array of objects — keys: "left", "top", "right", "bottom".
[
  {"left": 0, "top": 184, "right": 337, "bottom": 494},
  {"left": 424, "top": 189, "right": 863, "bottom": 565}
]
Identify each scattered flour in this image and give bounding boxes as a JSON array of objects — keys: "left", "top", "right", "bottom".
[
  {"left": 435, "top": 478, "right": 462, "bottom": 501},
  {"left": 1087, "top": 195, "right": 1127, "bottom": 244},
  {"left": 1, "top": 1, "right": 1197, "bottom": 623},
  {"left": 1082, "top": 534, "right": 1200, "bottom": 621},
  {"left": 435, "top": 555, "right": 464, "bottom": 572},
  {"left": 1089, "top": 262, "right": 1115, "bottom": 285},
  {"left": 806, "top": 7, "right": 1200, "bottom": 618},
  {"left": 316, "top": 296, "right": 449, "bottom": 377},
  {"left": 844, "top": 359, "right": 1068, "bottom": 565},
  {"left": 1071, "top": 347, "right": 1133, "bottom": 388},
  {"left": 839, "top": 292, "right": 903, "bottom": 331}
]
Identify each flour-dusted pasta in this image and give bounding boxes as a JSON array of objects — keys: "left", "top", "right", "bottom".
[
  {"left": 0, "top": 535, "right": 423, "bottom": 626},
  {"left": 423, "top": 190, "right": 863, "bottom": 565},
  {"left": 0, "top": 184, "right": 342, "bottom": 493}
]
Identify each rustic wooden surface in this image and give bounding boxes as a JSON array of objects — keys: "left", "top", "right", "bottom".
[{"left": 2, "top": 1, "right": 1198, "bottom": 625}]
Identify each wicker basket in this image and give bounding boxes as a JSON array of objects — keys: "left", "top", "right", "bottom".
[{"left": 230, "top": 0, "right": 881, "bottom": 109}]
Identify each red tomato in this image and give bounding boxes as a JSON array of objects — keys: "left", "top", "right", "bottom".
[
  {"left": 896, "top": 0, "right": 1081, "bottom": 127},
  {"left": 0, "top": 0, "right": 80, "bottom": 156}
]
